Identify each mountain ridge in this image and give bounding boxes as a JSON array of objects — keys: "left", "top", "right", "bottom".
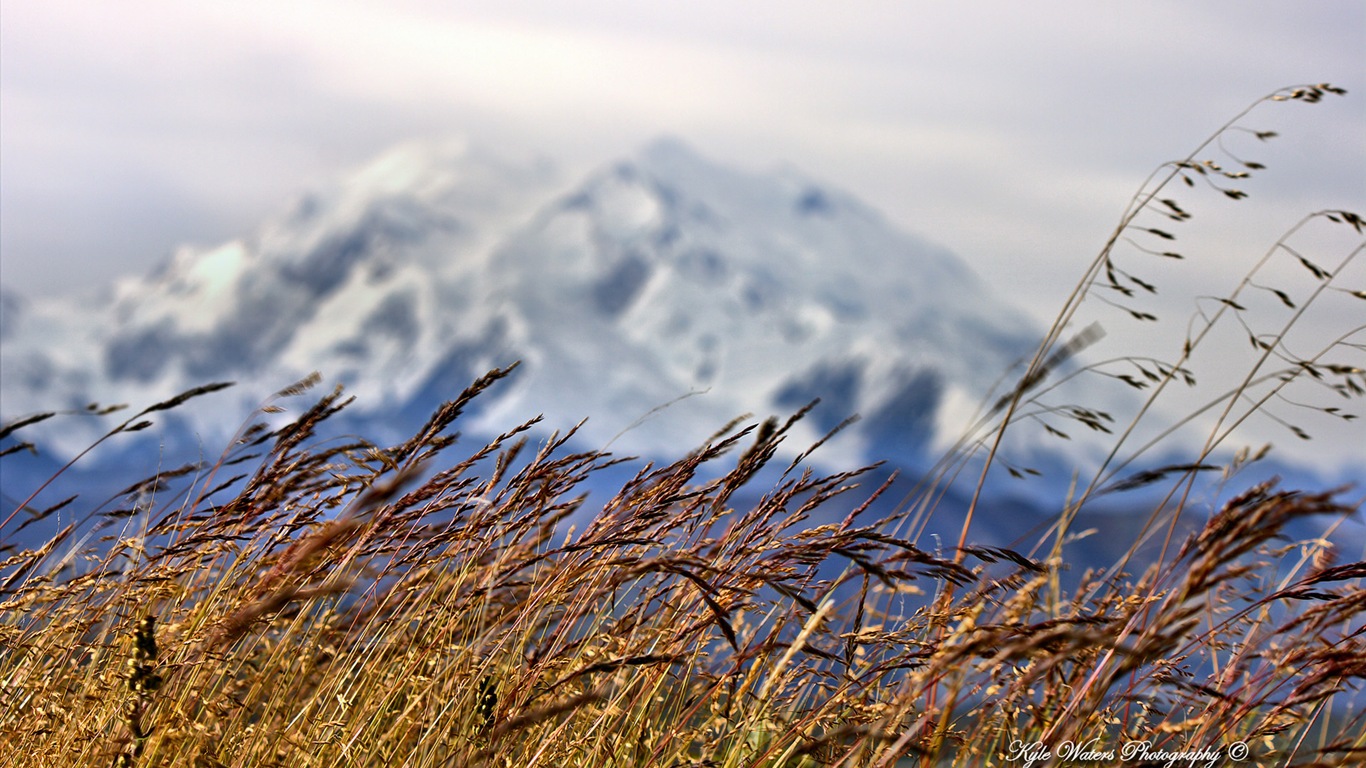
[{"left": 1, "top": 136, "right": 1043, "bottom": 469}]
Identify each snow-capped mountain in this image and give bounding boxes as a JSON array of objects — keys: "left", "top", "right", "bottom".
[
  {"left": 475, "top": 138, "right": 1040, "bottom": 463},
  {"left": 7, "top": 135, "right": 1362, "bottom": 575},
  {"left": 1, "top": 137, "right": 1041, "bottom": 468}
]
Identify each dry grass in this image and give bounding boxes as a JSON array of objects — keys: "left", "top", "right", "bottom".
[{"left": 2, "top": 84, "right": 1363, "bottom": 767}]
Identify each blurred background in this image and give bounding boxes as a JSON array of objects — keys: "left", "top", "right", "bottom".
[{"left": 2, "top": 1, "right": 1363, "bottom": 480}]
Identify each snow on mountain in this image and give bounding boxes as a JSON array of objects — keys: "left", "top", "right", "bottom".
[
  {"left": 473, "top": 137, "right": 1040, "bottom": 463},
  {"left": 0, "top": 136, "right": 1043, "bottom": 468},
  {"left": 1, "top": 139, "right": 559, "bottom": 454}
]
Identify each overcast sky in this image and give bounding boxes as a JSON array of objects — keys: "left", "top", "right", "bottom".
[{"left": 3, "top": 1, "right": 1362, "bottom": 310}]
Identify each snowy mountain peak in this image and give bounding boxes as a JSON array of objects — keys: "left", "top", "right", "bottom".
[
  {"left": 343, "top": 137, "right": 475, "bottom": 199},
  {"left": 2, "top": 137, "right": 1041, "bottom": 466},
  {"left": 475, "top": 140, "right": 1040, "bottom": 461}
]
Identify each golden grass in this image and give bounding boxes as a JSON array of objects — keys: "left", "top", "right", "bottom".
[{"left": 2, "top": 84, "right": 1363, "bottom": 767}]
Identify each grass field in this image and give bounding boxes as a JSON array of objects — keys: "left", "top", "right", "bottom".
[{"left": 2, "top": 84, "right": 1363, "bottom": 767}]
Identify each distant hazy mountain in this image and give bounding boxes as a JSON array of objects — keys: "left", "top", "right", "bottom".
[
  {"left": 5, "top": 136, "right": 1361, "bottom": 576},
  {"left": 0, "top": 137, "right": 1042, "bottom": 469}
]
